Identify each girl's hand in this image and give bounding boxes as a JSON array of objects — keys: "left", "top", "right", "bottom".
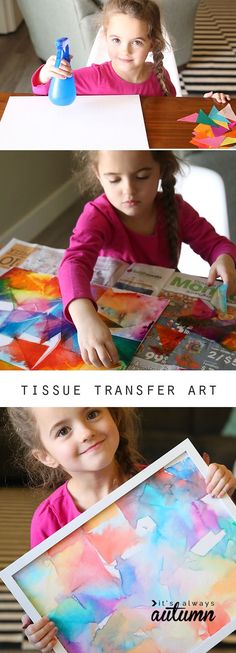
[
  {"left": 22, "top": 613, "right": 58, "bottom": 653},
  {"left": 204, "top": 91, "right": 230, "bottom": 104},
  {"left": 208, "top": 254, "right": 236, "bottom": 296},
  {"left": 69, "top": 298, "right": 119, "bottom": 368},
  {"left": 205, "top": 461, "right": 236, "bottom": 498},
  {"left": 78, "top": 313, "right": 119, "bottom": 368},
  {"left": 39, "top": 55, "right": 73, "bottom": 84}
]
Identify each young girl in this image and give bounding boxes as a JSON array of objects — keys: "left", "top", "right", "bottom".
[
  {"left": 7, "top": 406, "right": 236, "bottom": 652},
  {"left": 58, "top": 149, "right": 236, "bottom": 368},
  {"left": 31, "top": 0, "right": 229, "bottom": 102}
]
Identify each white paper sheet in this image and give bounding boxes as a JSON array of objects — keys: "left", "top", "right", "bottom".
[{"left": 0, "top": 95, "right": 149, "bottom": 150}]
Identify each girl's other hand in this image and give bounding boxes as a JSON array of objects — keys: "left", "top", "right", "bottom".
[
  {"left": 204, "top": 91, "right": 231, "bottom": 104},
  {"left": 205, "top": 460, "right": 236, "bottom": 498},
  {"left": 208, "top": 254, "right": 236, "bottom": 296},
  {"left": 39, "top": 55, "right": 73, "bottom": 84},
  {"left": 22, "top": 613, "right": 57, "bottom": 653}
]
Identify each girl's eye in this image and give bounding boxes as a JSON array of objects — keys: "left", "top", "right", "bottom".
[
  {"left": 108, "top": 178, "right": 120, "bottom": 184},
  {"left": 137, "top": 175, "right": 149, "bottom": 180},
  {"left": 111, "top": 37, "right": 120, "bottom": 44},
  {"left": 56, "top": 426, "right": 71, "bottom": 438},
  {"left": 87, "top": 409, "right": 100, "bottom": 421},
  {"left": 132, "top": 40, "right": 143, "bottom": 47}
]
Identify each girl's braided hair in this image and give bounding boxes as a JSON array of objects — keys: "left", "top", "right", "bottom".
[
  {"left": 7, "top": 408, "right": 142, "bottom": 488},
  {"left": 102, "top": 0, "right": 170, "bottom": 95},
  {"left": 152, "top": 150, "right": 181, "bottom": 268}
]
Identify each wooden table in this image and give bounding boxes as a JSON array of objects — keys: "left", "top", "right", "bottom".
[
  {"left": 141, "top": 96, "right": 236, "bottom": 148},
  {"left": 1, "top": 93, "right": 236, "bottom": 149},
  {"left": 0, "top": 93, "right": 27, "bottom": 120}
]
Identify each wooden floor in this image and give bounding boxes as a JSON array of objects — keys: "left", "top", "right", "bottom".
[{"left": 0, "top": 22, "right": 41, "bottom": 92}]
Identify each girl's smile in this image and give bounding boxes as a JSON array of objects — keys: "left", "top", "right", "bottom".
[{"left": 80, "top": 438, "right": 106, "bottom": 455}]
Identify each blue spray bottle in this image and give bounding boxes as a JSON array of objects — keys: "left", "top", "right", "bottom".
[{"left": 49, "top": 37, "right": 76, "bottom": 106}]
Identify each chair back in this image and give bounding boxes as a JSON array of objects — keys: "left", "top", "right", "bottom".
[{"left": 176, "top": 165, "right": 229, "bottom": 276}]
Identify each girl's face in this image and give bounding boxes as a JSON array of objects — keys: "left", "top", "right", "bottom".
[
  {"left": 32, "top": 408, "right": 120, "bottom": 477},
  {"left": 105, "top": 13, "right": 152, "bottom": 74},
  {"left": 95, "top": 150, "right": 161, "bottom": 220}
]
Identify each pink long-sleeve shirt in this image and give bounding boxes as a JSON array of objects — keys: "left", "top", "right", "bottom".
[
  {"left": 58, "top": 193, "right": 236, "bottom": 319},
  {"left": 31, "top": 466, "right": 145, "bottom": 547},
  {"left": 31, "top": 482, "right": 81, "bottom": 547},
  {"left": 32, "top": 61, "right": 176, "bottom": 96}
]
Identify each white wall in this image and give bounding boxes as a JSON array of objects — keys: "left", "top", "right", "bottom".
[
  {"left": 0, "top": 0, "right": 22, "bottom": 33},
  {"left": 0, "top": 151, "right": 78, "bottom": 243}
]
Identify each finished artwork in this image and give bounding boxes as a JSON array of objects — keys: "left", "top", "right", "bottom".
[{"left": 1, "top": 439, "right": 236, "bottom": 653}]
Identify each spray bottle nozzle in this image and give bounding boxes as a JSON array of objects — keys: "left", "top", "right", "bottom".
[{"left": 55, "top": 37, "right": 70, "bottom": 65}]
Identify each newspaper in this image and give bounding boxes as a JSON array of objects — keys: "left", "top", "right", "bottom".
[
  {"left": 1, "top": 239, "right": 236, "bottom": 371},
  {"left": 0, "top": 239, "right": 64, "bottom": 276},
  {"left": 0, "top": 240, "right": 126, "bottom": 288},
  {"left": 114, "top": 263, "right": 174, "bottom": 295},
  {"left": 2, "top": 240, "right": 235, "bottom": 304}
]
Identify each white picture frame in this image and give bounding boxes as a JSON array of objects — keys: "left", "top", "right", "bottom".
[{"left": 1, "top": 438, "right": 236, "bottom": 653}]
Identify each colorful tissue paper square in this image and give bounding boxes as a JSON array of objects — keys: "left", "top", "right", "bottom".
[
  {"left": 219, "top": 104, "right": 236, "bottom": 121},
  {"left": 178, "top": 103, "right": 236, "bottom": 149},
  {"left": 222, "top": 135, "right": 236, "bottom": 146},
  {"left": 211, "top": 125, "right": 229, "bottom": 136},
  {"left": 190, "top": 136, "right": 225, "bottom": 149},
  {"left": 209, "top": 106, "right": 230, "bottom": 125},
  {"left": 193, "top": 124, "right": 215, "bottom": 138},
  {"left": 211, "top": 284, "right": 228, "bottom": 313},
  {"left": 190, "top": 139, "right": 209, "bottom": 149},
  {"left": 196, "top": 109, "right": 218, "bottom": 127},
  {"left": 177, "top": 112, "right": 199, "bottom": 123}
]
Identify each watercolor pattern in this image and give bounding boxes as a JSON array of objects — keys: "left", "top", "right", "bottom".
[
  {"left": 0, "top": 268, "right": 168, "bottom": 370},
  {"left": 14, "top": 454, "right": 236, "bottom": 653}
]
